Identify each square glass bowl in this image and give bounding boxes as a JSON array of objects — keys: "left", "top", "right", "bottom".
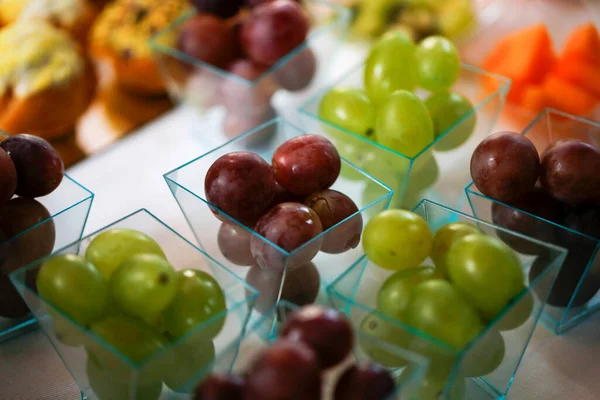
[
  {"left": 298, "top": 60, "right": 510, "bottom": 212},
  {"left": 327, "top": 200, "right": 567, "bottom": 399},
  {"left": 9, "top": 209, "right": 258, "bottom": 399},
  {"left": 178, "top": 300, "right": 430, "bottom": 399},
  {"left": 1, "top": 131, "right": 94, "bottom": 342},
  {"left": 164, "top": 118, "right": 393, "bottom": 315},
  {"left": 150, "top": 0, "right": 350, "bottom": 139},
  {"left": 466, "top": 108, "right": 600, "bottom": 334}
]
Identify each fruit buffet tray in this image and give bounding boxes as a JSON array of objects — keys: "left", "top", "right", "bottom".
[
  {"left": 2, "top": 107, "right": 600, "bottom": 400},
  {"left": 1, "top": 1, "right": 600, "bottom": 400}
]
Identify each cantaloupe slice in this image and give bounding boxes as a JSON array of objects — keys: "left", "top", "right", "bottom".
[
  {"left": 482, "top": 23, "right": 556, "bottom": 85},
  {"left": 542, "top": 75, "right": 598, "bottom": 116},
  {"left": 561, "top": 22, "right": 600, "bottom": 66},
  {"left": 555, "top": 57, "right": 600, "bottom": 98},
  {"left": 521, "top": 84, "right": 548, "bottom": 113}
]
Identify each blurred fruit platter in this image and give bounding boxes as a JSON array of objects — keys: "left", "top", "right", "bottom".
[{"left": 1, "top": 0, "right": 600, "bottom": 400}]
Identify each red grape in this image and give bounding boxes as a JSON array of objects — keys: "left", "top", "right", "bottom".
[
  {"left": 217, "top": 223, "right": 255, "bottom": 266},
  {"left": 333, "top": 363, "right": 395, "bottom": 400},
  {"left": 0, "top": 134, "right": 64, "bottom": 198},
  {"left": 246, "top": 0, "right": 300, "bottom": 7},
  {"left": 470, "top": 131, "right": 540, "bottom": 203},
  {"left": 205, "top": 152, "right": 277, "bottom": 226},
  {"left": 272, "top": 134, "right": 341, "bottom": 196},
  {"left": 491, "top": 185, "right": 564, "bottom": 255},
  {"left": 530, "top": 251, "right": 600, "bottom": 308},
  {"left": 273, "top": 48, "right": 317, "bottom": 92},
  {"left": 250, "top": 202, "right": 323, "bottom": 270},
  {"left": 193, "top": 374, "right": 244, "bottom": 400},
  {"left": 540, "top": 140, "right": 600, "bottom": 206},
  {"left": 244, "top": 339, "right": 321, "bottom": 400},
  {"left": 0, "top": 147, "right": 17, "bottom": 204},
  {"left": 177, "top": 14, "right": 240, "bottom": 69},
  {"left": 305, "top": 189, "right": 362, "bottom": 254},
  {"left": 281, "top": 305, "right": 353, "bottom": 369},
  {"left": 192, "top": 0, "right": 245, "bottom": 19},
  {"left": 271, "top": 182, "right": 305, "bottom": 207},
  {"left": 223, "top": 106, "right": 277, "bottom": 143},
  {"left": 222, "top": 59, "right": 278, "bottom": 117},
  {"left": 246, "top": 262, "right": 320, "bottom": 313},
  {"left": 0, "top": 274, "right": 30, "bottom": 318},
  {"left": 0, "top": 198, "right": 55, "bottom": 275},
  {"left": 563, "top": 206, "right": 600, "bottom": 240},
  {"left": 240, "top": 0, "right": 310, "bottom": 66}
]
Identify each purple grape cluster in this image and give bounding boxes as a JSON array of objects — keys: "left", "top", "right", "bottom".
[
  {"left": 471, "top": 132, "right": 600, "bottom": 307},
  {"left": 206, "top": 134, "right": 363, "bottom": 272},
  {"left": 193, "top": 306, "right": 395, "bottom": 400}
]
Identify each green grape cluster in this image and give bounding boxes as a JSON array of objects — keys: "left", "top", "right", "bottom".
[
  {"left": 36, "top": 228, "right": 227, "bottom": 399},
  {"left": 317, "top": 32, "right": 476, "bottom": 205},
  {"left": 360, "top": 210, "right": 532, "bottom": 392}
]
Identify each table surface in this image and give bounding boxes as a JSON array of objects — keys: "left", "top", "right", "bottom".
[{"left": 2, "top": 1, "right": 600, "bottom": 399}]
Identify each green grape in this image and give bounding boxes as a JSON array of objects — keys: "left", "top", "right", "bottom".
[
  {"left": 404, "top": 154, "right": 440, "bottom": 195},
  {"left": 437, "top": 0, "right": 477, "bottom": 38},
  {"left": 364, "top": 31, "right": 418, "bottom": 105},
  {"left": 37, "top": 254, "right": 108, "bottom": 326},
  {"left": 358, "top": 311, "right": 411, "bottom": 368},
  {"left": 164, "top": 269, "right": 227, "bottom": 340},
  {"left": 86, "top": 229, "right": 166, "bottom": 280},
  {"left": 87, "top": 357, "right": 162, "bottom": 400},
  {"left": 446, "top": 234, "right": 525, "bottom": 321},
  {"left": 398, "top": 366, "right": 466, "bottom": 400},
  {"left": 459, "top": 328, "right": 505, "bottom": 378},
  {"left": 361, "top": 147, "right": 411, "bottom": 178},
  {"left": 333, "top": 134, "right": 370, "bottom": 181},
  {"left": 405, "top": 280, "right": 484, "bottom": 350},
  {"left": 375, "top": 90, "right": 434, "bottom": 158},
  {"left": 415, "top": 36, "right": 461, "bottom": 92},
  {"left": 87, "top": 315, "right": 169, "bottom": 385},
  {"left": 431, "top": 222, "right": 481, "bottom": 277},
  {"left": 318, "top": 87, "right": 376, "bottom": 138},
  {"left": 493, "top": 290, "right": 533, "bottom": 331},
  {"left": 89, "top": 315, "right": 168, "bottom": 364},
  {"left": 53, "top": 314, "right": 91, "bottom": 347},
  {"left": 109, "top": 253, "right": 179, "bottom": 320},
  {"left": 161, "top": 337, "right": 215, "bottom": 392},
  {"left": 143, "top": 312, "right": 167, "bottom": 334},
  {"left": 425, "top": 92, "right": 476, "bottom": 151},
  {"left": 398, "top": 190, "right": 426, "bottom": 211},
  {"left": 377, "top": 266, "right": 440, "bottom": 319},
  {"left": 362, "top": 178, "right": 404, "bottom": 219},
  {"left": 363, "top": 209, "right": 433, "bottom": 270}
]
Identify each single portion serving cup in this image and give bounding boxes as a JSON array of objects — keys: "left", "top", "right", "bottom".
[
  {"left": 164, "top": 118, "right": 393, "bottom": 315},
  {"left": 9, "top": 209, "right": 258, "bottom": 400},
  {"left": 466, "top": 108, "right": 600, "bottom": 334},
  {"left": 327, "top": 200, "right": 567, "bottom": 399},
  {"left": 182, "top": 300, "right": 430, "bottom": 400},
  {"left": 298, "top": 60, "right": 510, "bottom": 212},
  {"left": 149, "top": 0, "right": 350, "bottom": 142},
  {"left": 0, "top": 131, "right": 94, "bottom": 342}
]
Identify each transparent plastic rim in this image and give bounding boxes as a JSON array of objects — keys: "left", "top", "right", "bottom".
[{"left": 164, "top": 117, "right": 394, "bottom": 259}]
